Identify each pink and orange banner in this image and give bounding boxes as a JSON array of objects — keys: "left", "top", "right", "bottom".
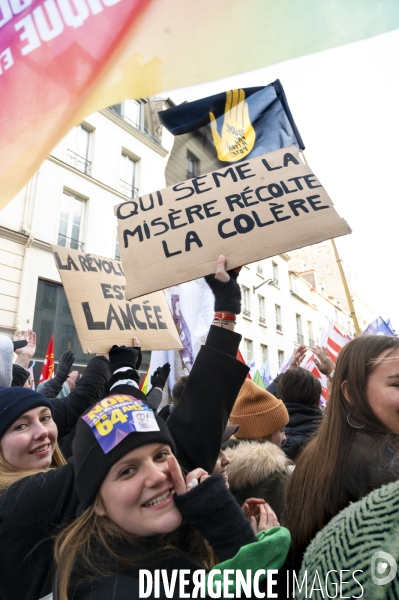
[{"left": 1, "top": 0, "right": 398, "bottom": 211}]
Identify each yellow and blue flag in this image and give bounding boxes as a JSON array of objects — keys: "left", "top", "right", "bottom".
[{"left": 159, "top": 81, "right": 304, "bottom": 169}]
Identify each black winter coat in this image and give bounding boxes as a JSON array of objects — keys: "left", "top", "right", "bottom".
[
  {"left": 339, "top": 431, "right": 399, "bottom": 508},
  {"left": 0, "top": 328, "right": 248, "bottom": 600},
  {"left": 0, "top": 355, "right": 110, "bottom": 600},
  {"left": 283, "top": 403, "right": 322, "bottom": 461}
]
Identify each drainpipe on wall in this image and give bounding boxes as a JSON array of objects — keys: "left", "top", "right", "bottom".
[{"left": 14, "top": 172, "right": 41, "bottom": 335}]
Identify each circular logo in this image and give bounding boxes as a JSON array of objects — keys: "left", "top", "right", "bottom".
[{"left": 371, "top": 551, "right": 397, "bottom": 585}]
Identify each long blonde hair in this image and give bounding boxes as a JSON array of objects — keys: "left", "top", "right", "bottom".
[
  {"left": 0, "top": 444, "right": 66, "bottom": 494},
  {"left": 55, "top": 502, "right": 217, "bottom": 600}
]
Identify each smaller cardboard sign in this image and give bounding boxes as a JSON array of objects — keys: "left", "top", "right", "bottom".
[
  {"left": 116, "top": 145, "right": 351, "bottom": 300},
  {"left": 52, "top": 246, "right": 182, "bottom": 354},
  {"left": 83, "top": 395, "right": 160, "bottom": 453}
]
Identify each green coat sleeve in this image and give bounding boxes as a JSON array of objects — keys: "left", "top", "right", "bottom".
[{"left": 206, "top": 526, "right": 291, "bottom": 596}]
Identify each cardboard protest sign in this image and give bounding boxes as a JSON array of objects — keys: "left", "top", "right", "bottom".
[
  {"left": 52, "top": 246, "right": 182, "bottom": 354},
  {"left": 116, "top": 146, "right": 351, "bottom": 300}
]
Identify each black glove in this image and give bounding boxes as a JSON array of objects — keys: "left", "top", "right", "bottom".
[
  {"left": 11, "top": 364, "right": 30, "bottom": 387},
  {"left": 54, "top": 350, "right": 75, "bottom": 384},
  {"left": 158, "top": 403, "right": 174, "bottom": 422},
  {"left": 150, "top": 363, "right": 171, "bottom": 390},
  {"left": 204, "top": 269, "right": 241, "bottom": 314},
  {"left": 174, "top": 475, "right": 256, "bottom": 562},
  {"left": 109, "top": 345, "right": 142, "bottom": 373}
]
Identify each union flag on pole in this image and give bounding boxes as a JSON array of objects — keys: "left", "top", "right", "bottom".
[
  {"left": 302, "top": 320, "right": 350, "bottom": 403},
  {"left": 39, "top": 334, "right": 54, "bottom": 383}
]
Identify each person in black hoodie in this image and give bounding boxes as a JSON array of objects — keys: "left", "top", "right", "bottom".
[
  {"left": 0, "top": 256, "right": 250, "bottom": 600},
  {"left": 277, "top": 367, "right": 323, "bottom": 461},
  {"left": 54, "top": 389, "right": 290, "bottom": 599}
]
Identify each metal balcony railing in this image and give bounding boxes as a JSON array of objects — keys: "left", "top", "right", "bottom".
[
  {"left": 276, "top": 323, "right": 283, "bottom": 332},
  {"left": 119, "top": 179, "right": 139, "bottom": 199},
  {"left": 57, "top": 234, "right": 84, "bottom": 251},
  {"left": 66, "top": 150, "right": 91, "bottom": 175},
  {"left": 242, "top": 308, "right": 251, "bottom": 318},
  {"left": 297, "top": 333, "right": 304, "bottom": 344},
  {"left": 259, "top": 316, "right": 266, "bottom": 325}
]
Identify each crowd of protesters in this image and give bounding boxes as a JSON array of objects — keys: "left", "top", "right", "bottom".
[{"left": 0, "top": 256, "right": 398, "bottom": 599}]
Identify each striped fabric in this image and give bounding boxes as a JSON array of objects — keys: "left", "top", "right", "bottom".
[
  {"left": 302, "top": 320, "right": 350, "bottom": 403},
  {"left": 297, "top": 480, "right": 399, "bottom": 599}
]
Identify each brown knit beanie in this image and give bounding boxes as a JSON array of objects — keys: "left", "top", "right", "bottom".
[{"left": 230, "top": 379, "right": 289, "bottom": 438}]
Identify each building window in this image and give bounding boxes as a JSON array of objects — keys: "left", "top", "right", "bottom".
[
  {"left": 291, "top": 275, "right": 298, "bottom": 295},
  {"left": 275, "top": 304, "right": 282, "bottom": 332},
  {"left": 187, "top": 151, "right": 200, "bottom": 179},
  {"left": 256, "top": 261, "right": 263, "bottom": 276},
  {"left": 33, "top": 280, "right": 91, "bottom": 366},
  {"left": 258, "top": 295, "right": 266, "bottom": 325},
  {"left": 272, "top": 261, "right": 279, "bottom": 285},
  {"left": 58, "top": 191, "right": 85, "bottom": 250},
  {"left": 119, "top": 153, "right": 138, "bottom": 198},
  {"left": 296, "top": 314, "right": 304, "bottom": 344},
  {"left": 242, "top": 286, "right": 251, "bottom": 318},
  {"left": 278, "top": 350, "right": 285, "bottom": 370},
  {"left": 244, "top": 339, "right": 253, "bottom": 364},
  {"left": 38, "top": 319, "right": 53, "bottom": 354},
  {"left": 124, "top": 100, "right": 143, "bottom": 129},
  {"left": 111, "top": 100, "right": 143, "bottom": 130},
  {"left": 260, "top": 344, "right": 268, "bottom": 364},
  {"left": 308, "top": 321, "right": 314, "bottom": 347},
  {"left": 60, "top": 324, "right": 75, "bottom": 353},
  {"left": 42, "top": 283, "right": 57, "bottom": 311},
  {"left": 66, "top": 124, "right": 91, "bottom": 175}
]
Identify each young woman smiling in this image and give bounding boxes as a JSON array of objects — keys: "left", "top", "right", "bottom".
[
  {"left": 0, "top": 257, "right": 255, "bottom": 600},
  {"left": 0, "top": 352, "right": 109, "bottom": 488},
  {"left": 284, "top": 335, "right": 399, "bottom": 569},
  {"left": 54, "top": 397, "right": 290, "bottom": 600},
  {"left": 0, "top": 352, "right": 110, "bottom": 600}
]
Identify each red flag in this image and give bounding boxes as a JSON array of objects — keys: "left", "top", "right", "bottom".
[
  {"left": 236, "top": 350, "right": 251, "bottom": 379},
  {"left": 39, "top": 335, "right": 54, "bottom": 383}
]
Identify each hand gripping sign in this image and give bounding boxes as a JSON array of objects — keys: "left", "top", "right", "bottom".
[{"left": 115, "top": 146, "right": 351, "bottom": 300}]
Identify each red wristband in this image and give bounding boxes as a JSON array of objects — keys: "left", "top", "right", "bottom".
[{"left": 214, "top": 312, "right": 236, "bottom": 321}]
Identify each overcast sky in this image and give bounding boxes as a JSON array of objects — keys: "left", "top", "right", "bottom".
[{"left": 165, "top": 29, "right": 399, "bottom": 330}]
